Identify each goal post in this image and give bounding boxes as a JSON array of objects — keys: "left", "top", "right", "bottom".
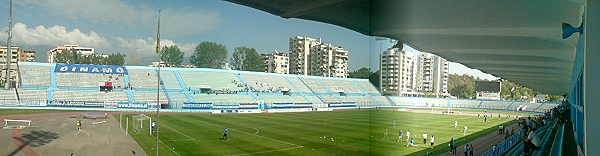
[{"left": 131, "top": 114, "right": 152, "bottom": 135}]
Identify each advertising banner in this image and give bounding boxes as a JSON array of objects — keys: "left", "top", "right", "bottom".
[
  {"left": 182, "top": 102, "right": 212, "bottom": 109},
  {"left": 104, "top": 101, "right": 118, "bottom": 109},
  {"left": 117, "top": 102, "right": 148, "bottom": 109},
  {"left": 55, "top": 64, "right": 128, "bottom": 75}
]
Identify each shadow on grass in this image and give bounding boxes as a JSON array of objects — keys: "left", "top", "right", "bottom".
[
  {"left": 8, "top": 130, "right": 59, "bottom": 156},
  {"left": 412, "top": 120, "right": 516, "bottom": 155}
]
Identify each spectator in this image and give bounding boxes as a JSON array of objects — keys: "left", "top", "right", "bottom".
[
  {"left": 469, "top": 144, "right": 474, "bottom": 156},
  {"left": 522, "top": 126, "right": 541, "bottom": 154},
  {"left": 449, "top": 138, "right": 454, "bottom": 154},
  {"left": 464, "top": 144, "right": 469, "bottom": 156}
]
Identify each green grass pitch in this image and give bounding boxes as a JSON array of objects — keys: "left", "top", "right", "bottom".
[{"left": 116, "top": 109, "right": 520, "bottom": 155}]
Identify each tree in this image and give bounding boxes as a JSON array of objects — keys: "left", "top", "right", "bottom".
[
  {"left": 104, "top": 53, "right": 126, "bottom": 65},
  {"left": 54, "top": 48, "right": 125, "bottom": 65},
  {"left": 189, "top": 41, "right": 228, "bottom": 69},
  {"left": 54, "top": 48, "right": 83, "bottom": 64},
  {"left": 448, "top": 73, "right": 475, "bottom": 99},
  {"left": 348, "top": 67, "right": 372, "bottom": 79},
  {"left": 230, "top": 46, "right": 264, "bottom": 71},
  {"left": 160, "top": 45, "right": 184, "bottom": 67},
  {"left": 369, "top": 70, "right": 380, "bottom": 91}
]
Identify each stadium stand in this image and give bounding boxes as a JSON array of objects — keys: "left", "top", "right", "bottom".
[
  {"left": 480, "top": 101, "right": 513, "bottom": 110},
  {"left": 353, "top": 80, "right": 379, "bottom": 94},
  {"left": 0, "top": 90, "right": 17, "bottom": 105},
  {"left": 18, "top": 64, "right": 51, "bottom": 87},
  {"left": 167, "top": 92, "right": 189, "bottom": 103},
  {"left": 189, "top": 94, "right": 255, "bottom": 104},
  {"left": 179, "top": 71, "right": 242, "bottom": 92},
  {"left": 371, "top": 96, "right": 393, "bottom": 106},
  {"left": 535, "top": 104, "right": 559, "bottom": 113},
  {"left": 128, "top": 69, "right": 161, "bottom": 89},
  {"left": 56, "top": 73, "right": 126, "bottom": 89},
  {"left": 257, "top": 95, "right": 308, "bottom": 104},
  {"left": 240, "top": 73, "right": 295, "bottom": 93},
  {"left": 305, "top": 96, "right": 324, "bottom": 104},
  {"left": 449, "top": 99, "right": 481, "bottom": 108},
  {"left": 16, "top": 89, "right": 46, "bottom": 101},
  {"left": 411, "top": 98, "right": 448, "bottom": 107},
  {"left": 506, "top": 101, "right": 538, "bottom": 112},
  {"left": 285, "top": 77, "right": 312, "bottom": 93},
  {"left": 132, "top": 92, "right": 167, "bottom": 103},
  {"left": 338, "top": 96, "right": 377, "bottom": 106},
  {"left": 158, "top": 70, "right": 183, "bottom": 90},
  {"left": 319, "top": 78, "right": 363, "bottom": 94},
  {"left": 299, "top": 77, "right": 330, "bottom": 93},
  {"left": 317, "top": 96, "right": 341, "bottom": 103},
  {"left": 388, "top": 97, "right": 413, "bottom": 106},
  {"left": 53, "top": 90, "right": 128, "bottom": 102}
]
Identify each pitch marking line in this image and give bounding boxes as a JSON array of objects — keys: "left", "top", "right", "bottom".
[
  {"left": 251, "top": 127, "right": 259, "bottom": 135},
  {"left": 196, "top": 119, "right": 301, "bottom": 147},
  {"left": 163, "top": 125, "right": 196, "bottom": 140},
  {"left": 158, "top": 139, "right": 181, "bottom": 156},
  {"left": 228, "top": 146, "right": 304, "bottom": 156}
]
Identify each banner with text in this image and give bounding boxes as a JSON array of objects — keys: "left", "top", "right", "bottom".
[
  {"left": 117, "top": 102, "right": 148, "bottom": 109},
  {"left": 182, "top": 102, "right": 212, "bottom": 109},
  {"left": 55, "top": 64, "right": 128, "bottom": 75}
]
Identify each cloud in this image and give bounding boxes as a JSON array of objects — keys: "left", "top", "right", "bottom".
[
  {"left": 115, "top": 37, "right": 195, "bottom": 56},
  {"left": 16, "top": 0, "right": 223, "bottom": 37},
  {"left": 0, "top": 22, "right": 109, "bottom": 48}
]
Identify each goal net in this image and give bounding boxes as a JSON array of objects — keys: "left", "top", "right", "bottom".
[{"left": 130, "top": 114, "right": 152, "bottom": 135}]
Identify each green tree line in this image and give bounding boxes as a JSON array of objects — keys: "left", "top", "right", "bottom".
[
  {"left": 54, "top": 48, "right": 125, "bottom": 65},
  {"left": 448, "top": 73, "right": 561, "bottom": 102}
]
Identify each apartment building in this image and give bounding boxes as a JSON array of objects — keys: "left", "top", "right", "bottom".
[
  {"left": 380, "top": 48, "right": 417, "bottom": 96},
  {"left": 47, "top": 45, "right": 94, "bottom": 63},
  {"left": 261, "top": 51, "right": 289, "bottom": 74},
  {"left": 289, "top": 36, "right": 349, "bottom": 78},
  {"left": 416, "top": 52, "right": 449, "bottom": 97},
  {"left": 19, "top": 50, "right": 36, "bottom": 62},
  {"left": 0, "top": 45, "right": 22, "bottom": 84}
]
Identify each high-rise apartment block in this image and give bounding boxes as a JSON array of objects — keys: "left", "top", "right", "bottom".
[
  {"left": 380, "top": 49, "right": 449, "bottom": 97},
  {"left": 381, "top": 48, "right": 417, "bottom": 96},
  {"left": 0, "top": 45, "right": 27, "bottom": 84},
  {"left": 415, "top": 52, "right": 449, "bottom": 97},
  {"left": 289, "top": 36, "right": 348, "bottom": 78},
  {"left": 261, "top": 50, "right": 289, "bottom": 74},
  {"left": 47, "top": 45, "right": 94, "bottom": 63}
]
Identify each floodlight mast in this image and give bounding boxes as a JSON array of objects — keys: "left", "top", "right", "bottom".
[
  {"left": 5, "top": 0, "right": 13, "bottom": 90},
  {"left": 155, "top": 9, "right": 161, "bottom": 156}
]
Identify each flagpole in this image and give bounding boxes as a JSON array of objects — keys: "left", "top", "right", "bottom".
[{"left": 155, "top": 9, "right": 161, "bottom": 156}]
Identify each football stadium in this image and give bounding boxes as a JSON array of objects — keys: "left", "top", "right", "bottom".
[
  {"left": 1, "top": 1, "right": 596, "bottom": 156},
  {"left": 1, "top": 62, "right": 558, "bottom": 155}
]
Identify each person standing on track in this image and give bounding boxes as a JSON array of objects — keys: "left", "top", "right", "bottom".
[
  {"left": 449, "top": 138, "right": 454, "bottom": 154},
  {"left": 77, "top": 120, "right": 81, "bottom": 130}
]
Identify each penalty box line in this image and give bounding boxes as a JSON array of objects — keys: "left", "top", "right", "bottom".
[
  {"left": 162, "top": 124, "right": 196, "bottom": 140},
  {"left": 196, "top": 119, "right": 303, "bottom": 147}
]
